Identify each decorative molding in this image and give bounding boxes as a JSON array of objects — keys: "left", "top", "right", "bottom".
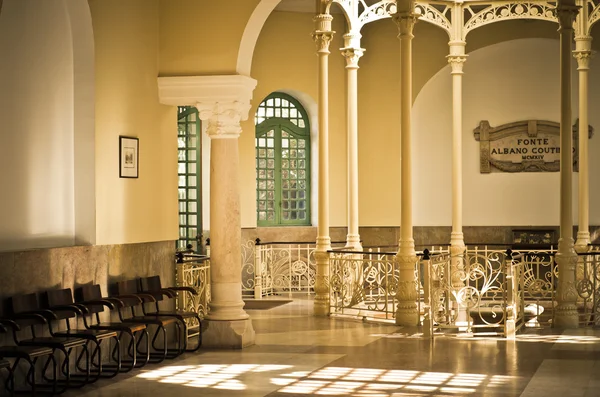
[
  {"left": 341, "top": 47, "right": 364, "bottom": 68},
  {"left": 414, "top": 3, "right": 452, "bottom": 35},
  {"left": 157, "top": 75, "right": 257, "bottom": 139},
  {"left": 463, "top": 2, "right": 558, "bottom": 38},
  {"left": 473, "top": 119, "right": 594, "bottom": 173},
  {"left": 358, "top": 0, "right": 398, "bottom": 27}
]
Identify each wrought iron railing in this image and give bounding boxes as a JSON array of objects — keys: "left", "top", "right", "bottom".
[
  {"left": 424, "top": 248, "right": 525, "bottom": 337},
  {"left": 242, "top": 239, "right": 345, "bottom": 298},
  {"left": 175, "top": 253, "right": 211, "bottom": 329},
  {"left": 574, "top": 250, "right": 600, "bottom": 327},
  {"left": 329, "top": 248, "right": 404, "bottom": 321}
]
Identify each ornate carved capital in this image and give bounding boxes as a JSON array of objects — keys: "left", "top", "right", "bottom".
[
  {"left": 447, "top": 54, "right": 468, "bottom": 74},
  {"left": 196, "top": 101, "right": 249, "bottom": 139},
  {"left": 341, "top": 47, "right": 364, "bottom": 69},
  {"left": 573, "top": 49, "right": 594, "bottom": 70},
  {"left": 313, "top": 14, "right": 335, "bottom": 54},
  {"left": 557, "top": 4, "right": 580, "bottom": 31},
  {"left": 393, "top": 11, "right": 418, "bottom": 38}
]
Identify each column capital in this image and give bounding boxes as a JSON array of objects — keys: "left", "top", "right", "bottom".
[
  {"left": 556, "top": 4, "right": 580, "bottom": 31},
  {"left": 447, "top": 54, "right": 468, "bottom": 74},
  {"left": 157, "top": 74, "right": 257, "bottom": 139},
  {"left": 313, "top": 14, "right": 335, "bottom": 54},
  {"left": 341, "top": 47, "right": 365, "bottom": 68},
  {"left": 392, "top": 11, "right": 418, "bottom": 38},
  {"left": 195, "top": 101, "right": 247, "bottom": 139}
]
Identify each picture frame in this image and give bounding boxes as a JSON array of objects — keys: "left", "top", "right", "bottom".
[{"left": 119, "top": 136, "right": 139, "bottom": 178}]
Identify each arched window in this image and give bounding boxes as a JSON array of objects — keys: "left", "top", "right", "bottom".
[{"left": 255, "top": 93, "right": 311, "bottom": 226}]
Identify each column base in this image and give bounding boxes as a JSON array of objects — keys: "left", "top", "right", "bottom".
[
  {"left": 202, "top": 318, "right": 256, "bottom": 349},
  {"left": 345, "top": 234, "right": 362, "bottom": 250}
]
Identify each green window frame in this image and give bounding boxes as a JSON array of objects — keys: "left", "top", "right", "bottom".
[
  {"left": 177, "top": 106, "right": 202, "bottom": 251},
  {"left": 255, "top": 93, "right": 311, "bottom": 226}
]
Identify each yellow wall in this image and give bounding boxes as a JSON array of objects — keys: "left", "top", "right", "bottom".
[
  {"left": 159, "top": 0, "right": 261, "bottom": 76},
  {"left": 242, "top": 10, "right": 577, "bottom": 228},
  {"left": 242, "top": 11, "right": 348, "bottom": 228},
  {"left": 90, "top": 0, "right": 178, "bottom": 245}
]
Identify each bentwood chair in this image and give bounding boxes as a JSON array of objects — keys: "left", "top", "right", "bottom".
[
  {"left": 45, "top": 288, "right": 121, "bottom": 381},
  {"left": 139, "top": 275, "right": 202, "bottom": 352},
  {"left": 9, "top": 293, "right": 91, "bottom": 392},
  {"left": 76, "top": 284, "right": 150, "bottom": 371}
]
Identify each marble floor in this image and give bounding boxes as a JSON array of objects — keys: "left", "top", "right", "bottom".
[{"left": 64, "top": 299, "right": 600, "bottom": 397}]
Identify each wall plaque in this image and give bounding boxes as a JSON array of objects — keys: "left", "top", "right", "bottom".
[{"left": 473, "top": 119, "right": 593, "bottom": 173}]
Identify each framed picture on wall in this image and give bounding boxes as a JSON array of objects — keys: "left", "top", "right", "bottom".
[{"left": 119, "top": 136, "right": 139, "bottom": 178}]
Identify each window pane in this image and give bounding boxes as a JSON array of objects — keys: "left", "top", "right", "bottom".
[
  {"left": 178, "top": 189, "right": 186, "bottom": 199},
  {"left": 188, "top": 189, "right": 197, "bottom": 200},
  {"left": 188, "top": 202, "right": 197, "bottom": 213},
  {"left": 188, "top": 150, "right": 197, "bottom": 161},
  {"left": 187, "top": 176, "right": 196, "bottom": 186}
]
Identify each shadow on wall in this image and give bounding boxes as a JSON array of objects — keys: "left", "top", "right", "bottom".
[{"left": 0, "top": 241, "right": 176, "bottom": 318}]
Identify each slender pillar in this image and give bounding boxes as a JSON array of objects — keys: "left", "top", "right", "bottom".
[
  {"left": 312, "top": 14, "right": 334, "bottom": 316},
  {"left": 574, "top": 13, "right": 592, "bottom": 253},
  {"left": 393, "top": 0, "right": 419, "bottom": 326},
  {"left": 341, "top": 32, "right": 364, "bottom": 251},
  {"left": 448, "top": 41, "right": 467, "bottom": 265},
  {"left": 555, "top": 0, "right": 580, "bottom": 328}
]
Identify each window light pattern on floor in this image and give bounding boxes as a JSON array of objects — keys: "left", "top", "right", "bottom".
[{"left": 136, "top": 364, "right": 514, "bottom": 395}]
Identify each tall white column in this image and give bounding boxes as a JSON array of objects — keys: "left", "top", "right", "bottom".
[
  {"left": 393, "top": 0, "right": 419, "bottom": 326},
  {"left": 574, "top": 14, "right": 592, "bottom": 253},
  {"left": 158, "top": 74, "right": 258, "bottom": 348},
  {"left": 341, "top": 32, "right": 364, "bottom": 251},
  {"left": 555, "top": 0, "right": 580, "bottom": 329},
  {"left": 313, "top": 14, "right": 334, "bottom": 316},
  {"left": 448, "top": 41, "right": 467, "bottom": 262}
]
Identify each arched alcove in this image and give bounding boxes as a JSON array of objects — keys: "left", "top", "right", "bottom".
[{"left": 0, "top": 0, "right": 95, "bottom": 250}]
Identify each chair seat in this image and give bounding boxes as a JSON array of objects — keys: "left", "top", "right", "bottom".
[
  {"left": 148, "top": 311, "right": 199, "bottom": 320},
  {"left": 125, "top": 316, "right": 178, "bottom": 326},
  {"left": 20, "top": 336, "right": 87, "bottom": 349},
  {"left": 90, "top": 322, "right": 147, "bottom": 333},
  {"left": 54, "top": 328, "right": 118, "bottom": 340},
  {"left": 0, "top": 345, "right": 54, "bottom": 359}
]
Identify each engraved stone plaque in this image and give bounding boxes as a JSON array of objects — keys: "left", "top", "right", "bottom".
[{"left": 473, "top": 119, "right": 593, "bottom": 173}]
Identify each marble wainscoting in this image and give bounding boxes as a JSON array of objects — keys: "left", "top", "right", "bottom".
[{"left": 0, "top": 240, "right": 176, "bottom": 316}]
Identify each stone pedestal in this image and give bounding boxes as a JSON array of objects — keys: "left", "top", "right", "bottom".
[{"left": 202, "top": 318, "right": 256, "bottom": 349}]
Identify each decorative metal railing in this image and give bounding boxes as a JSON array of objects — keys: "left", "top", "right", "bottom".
[
  {"left": 574, "top": 251, "right": 600, "bottom": 327},
  {"left": 175, "top": 253, "right": 211, "bottom": 330},
  {"left": 329, "top": 248, "right": 406, "bottom": 321},
  {"left": 242, "top": 240, "right": 346, "bottom": 298},
  {"left": 424, "top": 248, "right": 525, "bottom": 337}
]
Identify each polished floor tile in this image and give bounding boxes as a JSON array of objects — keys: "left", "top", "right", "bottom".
[{"left": 62, "top": 299, "right": 600, "bottom": 397}]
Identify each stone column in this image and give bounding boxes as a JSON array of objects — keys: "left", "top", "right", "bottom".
[
  {"left": 312, "top": 14, "right": 334, "bottom": 316},
  {"left": 574, "top": 26, "right": 592, "bottom": 253},
  {"left": 448, "top": 41, "right": 467, "bottom": 271},
  {"left": 393, "top": 0, "right": 419, "bottom": 326},
  {"left": 555, "top": 0, "right": 580, "bottom": 329},
  {"left": 341, "top": 33, "right": 364, "bottom": 251}
]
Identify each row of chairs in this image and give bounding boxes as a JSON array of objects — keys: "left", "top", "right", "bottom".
[{"left": 0, "top": 275, "right": 202, "bottom": 395}]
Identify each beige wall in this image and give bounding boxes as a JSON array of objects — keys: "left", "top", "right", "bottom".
[
  {"left": 0, "top": 0, "right": 76, "bottom": 251},
  {"left": 158, "top": 0, "right": 261, "bottom": 76},
  {"left": 414, "top": 38, "right": 600, "bottom": 227},
  {"left": 90, "top": 0, "right": 178, "bottom": 245},
  {"left": 242, "top": 11, "right": 348, "bottom": 228},
  {"left": 240, "top": 11, "right": 595, "bottom": 230}
]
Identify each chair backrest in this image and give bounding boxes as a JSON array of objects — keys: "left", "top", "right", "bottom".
[
  {"left": 140, "top": 276, "right": 166, "bottom": 302},
  {"left": 46, "top": 289, "right": 76, "bottom": 320},
  {"left": 10, "top": 293, "right": 42, "bottom": 326},
  {"left": 116, "top": 280, "right": 142, "bottom": 308},
  {"left": 76, "top": 284, "right": 104, "bottom": 315}
]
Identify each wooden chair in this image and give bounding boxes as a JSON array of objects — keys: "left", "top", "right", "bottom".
[
  {"left": 112, "top": 280, "right": 182, "bottom": 363},
  {"left": 75, "top": 284, "right": 150, "bottom": 371},
  {"left": 139, "top": 275, "right": 202, "bottom": 352},
  {"left": 9, "top": 293, "right": 91, "bottom": 392},
  {"left": 46, "top": 288, "right": 121, "bottom": 380}
]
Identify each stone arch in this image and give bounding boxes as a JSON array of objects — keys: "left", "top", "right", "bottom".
[{"left": 237, "top": 0, "right": 282, "bottom": 76}]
